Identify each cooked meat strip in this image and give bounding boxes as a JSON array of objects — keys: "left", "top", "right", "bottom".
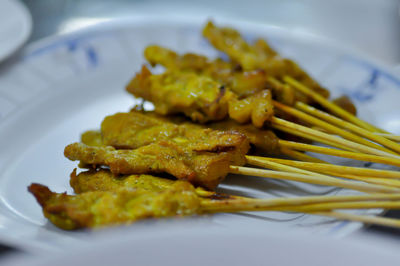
[
  {"left": 28, "top": 181, "right": 201, "bottom": 230},
  {"left": 202, "top": 21, "right": 329, "bottom": 103},
  {"left": 207, "top": 120, "right": 280, "bottom": 154},
  {"left": 126, "top": 65, "right": 234, "bottom": 123},
  {"left": 65, "top": 141, "right": 238, "bottom": 190},
  {"left": 332, "top": 95, "right": 357, "bottom": 116},
  {"left": 70, "top": 169, "right": 175, "bottom": 194},
  {"left": 100, "top": 111, "right": 249, "bottom": 165},
  {"left": 145, "top": 45, "right": 268, "bottom": 98},
  {"left": 126, "top": 66, "right": 273, "bottom": 127}
]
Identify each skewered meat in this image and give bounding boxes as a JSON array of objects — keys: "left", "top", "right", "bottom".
[
  {"left": 145, "top": 45, "right": 268, "bottom": 98},
  {"left": 28, "top": 181, "right": 201, "bottom": 230},
  {"left": 127, "top": 66, "right": 274, "bottom": 127},
  {"left": 333, "top": 95, "right": 357, "bottom": 116},
  {"left": 202, "top": 21, "right": 329, "bottom": 103},
  {"left": 70, "top": 169, "right": 175, "bottom": 194},
  {"left": 145, "top": 45, "right": 296, "bottom": 105},
  {"left": 65, "top": 141, "right": 237, "bottom": 190},
  {"left": 126, "top": 65, "right": 234, "bottom": 123},
  {"left": 207, "top": 120, "right": 280, "bottom": 154},
  {"left": 66, "top": 111, "right": 250, "bottom": 190},
  {"left": 82, "top": 110, "right": 279, "bottom": 155}
]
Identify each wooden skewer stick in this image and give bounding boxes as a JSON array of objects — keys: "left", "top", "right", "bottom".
[
  {"left": 203, "top": 198, "right": 400, "bottom": 213},
  {"left": 295, "top": 102, "right": 400, "bottom": 155},
  {"left": 246, "top": 156, "right": 329, "bottom": 178},
  {"left": 314, "top": 211, "right": 400, "bottom": 229},
  {"left": 271, "top": 117, "right": 398, "bottom": 158},
  {"left": 283, "top": 76, "right": 387, "bottom": 133},
  {"left": 279, "top": 140, "right": 400, "bottom": 167},
  {"left": 326, "top": 174, "right": 400, "bottom": 189},
  {"left": 275, "top": 201, "right": 400, "bottom": 212},
  {"left": 202, "top": 195, "right": 400, "bottom": 229},
  {"left": 229, "top": 166, "right": 400, "bottom": 194},
  {"left": 274, "top": 123, "right": 356, "bottom": 152},
  {"left": 280, "top": 147, "right": 327, "bottom": 163},
  {"left": 273, "top": 101, "right": 396, "bottom": 154},
  {"left": 201, "top": 193, "right": 400, "bottom": 210},
  {"left": 247, "top": 156, "right": 400, "bottom": 179},
  {"left": 246, "top": 156, "right": 400, "bottom": 189},
  {"left": 375, "top": 133, "right": 400, "bottom": 142}
]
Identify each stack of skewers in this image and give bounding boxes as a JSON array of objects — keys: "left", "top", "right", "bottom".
[{"left": 29, "top": 21, "right": 400, "bottom": 230}]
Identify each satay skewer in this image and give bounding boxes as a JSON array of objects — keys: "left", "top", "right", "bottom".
[
  {"left": 29, "top": 181, "right": 400, "bottom": 230},
  {"left": 80, "top": 111, "right": 400, "bottom": 184},
  {"left": 66, "top": 140, "right": 400, "bottom": 194}
]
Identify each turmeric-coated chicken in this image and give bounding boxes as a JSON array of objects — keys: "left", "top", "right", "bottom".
[
  {"left": 202, "top": 21, "right": 329, "bottom": 103},
  {"left": 126, "top": 65, "right": 234, "bottom": 123},
  {"left": 82, "top": 110, "right": 279, "bottom": 155},
  {"left": 100, "top": 111, "right": 249, "bottom": 163},
  {"left": 127, "top": 66, "right": 274, "bottom": 127},
  {"left": 28, "top": 181, "right": 201, "bottom": 230},
  {"left": 207, "top": 119, "right": 280, "bottom": 154},
  {"left": 145, "top": 45, "right": 295, "bottom": 105},
  {"left": 66, "top": 112, "right": 250, "bottom": 190},
  {"left": 145, "top": 45, "right": 269, "bottom": 98},
  {"left": 65, "top": 139, "right": 243, "bottom": 190},
  {"left": 70, "top": 169, "right": 176, "bottom": 194}
]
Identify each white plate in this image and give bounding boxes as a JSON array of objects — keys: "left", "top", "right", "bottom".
[
  {"left": 0, "top": 0, "right": 31, "bottom": 62},
  {"left": 3, "top": 222, "right": 400, "bottom": 266},
  {"left": 0, "top": 16, "right": 399, "bottom": 253}
]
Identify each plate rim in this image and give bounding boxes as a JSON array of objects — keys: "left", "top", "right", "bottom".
[{"left": 0, "top": 0, "right": 32, "bottom": 62}]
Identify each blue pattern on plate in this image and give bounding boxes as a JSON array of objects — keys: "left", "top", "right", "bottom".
[
  {"left": 337, "top": 56, "right": 400, "bottom": 103},
  {"left": 85, "top": 46, "right": 98, "bottom": 67}
]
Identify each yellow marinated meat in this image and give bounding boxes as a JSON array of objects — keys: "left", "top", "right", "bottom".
[
  {"left": 228, "top": 90, "right": 273, "bottom": 128},
  {"left": 332, "top": 95, "right": 357, "bottom": 116},
  {"left": 145, "top": 45, "right": 268, "bottom": 98},
  {"left": 126, "top": 65, "right": 234, "bottom": 123},
  {"left": 70, "top": 169, "right": 175, "bottom": 194},
  {"left": 93, "top": 110, "right": 278, "bottom": 155},
  {"left": 127, "top": 66, "right": 273, "bottom": 127},
  {"left": 64, "top": 141, "right": 238, "bottom": 190},
  {"left": 207, "top": 120, "right": 280, "bottom": 154},
  {"left": 202, "top": 21, "right": 330, "bottom": 103},
  {"left": 81, "top": 130, "right": 103, "bottom": 147},
  {"left": 100, "top": 111, "right": 249, "bottom": 165},
  {"left": 28, "top": 181, "right": 201, "bottom": 230},
  {"left": 145, "top": 45, "right": 210, "bottom": 72}
]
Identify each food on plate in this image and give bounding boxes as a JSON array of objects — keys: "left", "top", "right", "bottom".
[
  {"left": 29, "top": 20, "right": 400, "bottom": 231},
  {"left": 70, "top": 169, "right": 176, "bottom": 193},
  {"left": 29, "top": 181, "right": 201, "bottom": 230},
  {"left": 65, "top": 119, "right": 250, "bottom": 189},
  {"left": 202, "top": 21, "right": 329, "bottom": 102}
]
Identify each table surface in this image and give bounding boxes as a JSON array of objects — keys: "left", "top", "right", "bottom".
[{"left": 2, "top": 0, "right": 400, "bottom": 258}]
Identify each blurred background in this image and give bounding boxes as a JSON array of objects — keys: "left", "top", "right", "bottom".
[{"left": 21, "top": 0, "right": 400, "bottom": 67}]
